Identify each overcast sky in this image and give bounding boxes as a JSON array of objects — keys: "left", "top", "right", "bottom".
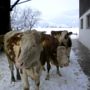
[{"left": 11, "top": 0, "right": 79, "bottom": 27}]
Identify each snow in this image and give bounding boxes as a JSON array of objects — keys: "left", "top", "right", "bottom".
[{"left": 0, "top": 49, "right": 89, "bottom": 90}]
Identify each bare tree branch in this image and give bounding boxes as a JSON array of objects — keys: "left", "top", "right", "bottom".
[
  {"left": 10, "top": 0, "right": 31, "bottom": 11},
  {"left": 11, "top": 8, "right": 41, "bottom": 30},
  {"left": 10, "top": 0, "right": 20, "bottom": 11},
  {"left": 18, "top": 0, "right": 31, "bottom": 5}
]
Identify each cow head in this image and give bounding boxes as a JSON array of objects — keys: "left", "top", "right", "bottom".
[
  {"left": 51, "top": 30, "right": 72, "bottom": 46},
  {"left": 58, "top": 31, "right": 72, "bottom": 45},
  {"left": 15, "top": 30, "right": 43, "bottom": 69},
  {"left": 57, "top": 46, "right": 70, "bottom": 67}
]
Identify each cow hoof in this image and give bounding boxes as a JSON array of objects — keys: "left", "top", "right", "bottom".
[
  {"left": 11, "top": 81, "right": 15, "bottom": 85},
  {"left": 11, "top": 77, "right": 16, "bottom": 82},
  {"left": 24, "top": 88, "right": 29, "bottom": 90},
  {"left": 45, "top": 77, "right": 49, "bottom": 80}
]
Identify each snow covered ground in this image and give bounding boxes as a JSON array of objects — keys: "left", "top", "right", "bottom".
[{"left": 0, "top": 48, "right": 89, "bottom": 90}]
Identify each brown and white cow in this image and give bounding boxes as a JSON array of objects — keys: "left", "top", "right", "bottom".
[
  {"left": 3, "top": 30, "right": 44, "bottom": 90},
  {"left": 51, "top": 30, "right": 72, "bottom": 60},
  {"left": 4, "top": 30, "right": 22, "bottom": 82},
  {"left": 40, "top": 33, "right": 69, "bottom": 80}
]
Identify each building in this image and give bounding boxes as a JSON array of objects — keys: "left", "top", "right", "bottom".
[{"left": 79, "top": 0, "right": 90, "bottom": 50}]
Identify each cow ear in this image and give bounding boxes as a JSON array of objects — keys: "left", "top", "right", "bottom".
[{"left": 68, "top": 32, "right": 72, "bottom": 36}]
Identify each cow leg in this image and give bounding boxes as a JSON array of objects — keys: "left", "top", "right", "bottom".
[
  {"left": 8, "top": 61, "right": 16, "bottom": 82},
  {"left": 35, "top": 75, "right": 40, "bottom": 90},
  {"left": 56, "top": 62, "right": 62, "bottom": 76},
  {"left": 15, "top": 66, "right": 21, "bottom": 80},
  {"left": 51, "top": 54, "right": 62, "bottom": 76},
  {"left": 56, "top": 66, "right": 62, "bottom": 76},
  {"left": 6, "top": 55, "right": 16, "bottom": 82},
  {"left": 40, "top": 50, "right": 46, "bottom": 71},
  {"left": 67, "top": 47, "right": 71, "bottom": 61},
  {"left": 20, "top": 69, "right": 29, "bottom": 90},
  {"left": 45, "top": 60, "right": 51, "bottom": 80},
  {"left": 55, "top": 62, "right": 62, "bottom": 76},
  {"left": 66, "top": 47, "right": 71, "bottom": 65},
  {"left": 11, "top": 66, "right": 16, "bottom": 82},
  {"left": 35, "top": 69, "right": 41, "bottom": 90}
]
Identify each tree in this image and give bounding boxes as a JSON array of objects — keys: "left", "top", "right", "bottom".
[
  {"left": 0, "top": 0, "right": 32, "bottom": 34},
  {"left": 0, "top": 0, "right": 32, "bottom": 51},
  {"left": 11, "top": 8, "right": 41, "bottom": 30},
  {"left": 20, "top": 8, "right": 40, "bottom": 30},
  {"left": 10, "top": 7, "right": 19, "bottom": 30}
]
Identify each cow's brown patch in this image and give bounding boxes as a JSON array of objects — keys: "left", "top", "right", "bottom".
[
  {"left": 6, "top": 33, "right": 23, "bottom": 62},
  {"left": 40, "top": 34, "right": 59, "bottom": 48}
]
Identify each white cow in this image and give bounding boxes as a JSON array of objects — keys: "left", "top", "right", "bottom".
[{"left": 3, "top": 30, "right": 43, "bottom": 90}]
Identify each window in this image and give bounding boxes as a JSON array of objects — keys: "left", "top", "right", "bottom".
[
  {"left": 80, "top": 19, "right": 83, "bottom": 29},
  {"left": 86, "top": 14, "right": 90, "bottom": 29}
]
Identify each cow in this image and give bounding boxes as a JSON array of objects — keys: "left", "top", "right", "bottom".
[
  {"left": 3, "top": 30, "right": 44, "bottom": 90},
  {"left": 0, "top": 29, "right": 70, "bottom": 89},
  {"left": 40, "top": 33, "right": 69, "bottom": 80},
  {"left": 51, "top": 30, "right": 72, "bottom": 60},
  {"left": 0, "top": 31, "right": 22, "bottom": 82}
]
